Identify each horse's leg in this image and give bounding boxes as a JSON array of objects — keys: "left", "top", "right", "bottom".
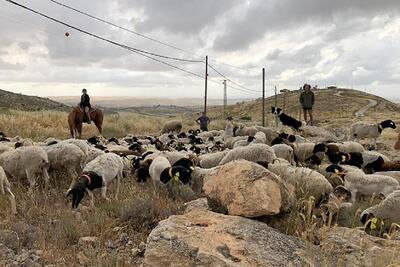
[
  {"left": 94, "top": 118, "right": 102, "bottom": 135},
  {"left": 77, "top": 123, "right": 83, "bottom": 139}
]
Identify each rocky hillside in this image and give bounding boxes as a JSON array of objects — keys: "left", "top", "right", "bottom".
[
  {"left": 207, "top": 88, "right": 400, "bottom": 122},
  {"left": 0, "top": 89, "right": 69, "bottom": 112}
]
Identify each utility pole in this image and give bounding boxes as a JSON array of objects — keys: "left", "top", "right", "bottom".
[
  {"left": 204, "top": 55, "right": 208, "bottom": 115},
  {"left": 223, "top": 80, "right": 227, "bottom": 116},
  {"left": 262, "top": 68, "right": 265, "bottom": 126},
  {"left": 274, "top": 85, "right": 278, "bottom": 128}
]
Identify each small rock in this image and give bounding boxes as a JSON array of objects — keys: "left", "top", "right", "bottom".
[
  {"left": 184, "top": 198, "right": 209, "bottom": 213},
  {"left": 112, "top": 227, "right": 123, "bottom": 232},
  {"left": 0, "top": 243, "right": 15, "bottom": 260},
  {"left": 105, "top": 240, "right": 118, "bottom": 249},
  {"left": 77, "top": 252, "right": 90, "bottom": 266},
  {"left": 72, "top": 211, "right": 82, "bottom": 220},
  {"left": 11, "top": 223, "right": 38, "bottom": 249},
  {"left": 131, "top": 248, "right": 141, "bottom": 258},
  {"left": 0, "top": 230, "right": 19, "bottom": 251},
  {"left": 119, "top": 233, "right": 129, "bottom": 245},
  {"left": 79, "top": 205, "right": 90, "bottom": 213},
  {"left": 21, "top": 258, "right": 36, "bottom": 267},
  {"left": 138, "top": 242, "right": 146, "bottom": 252},
  {"left": 78, "top": 236, "right": 99, "bottom": 248}
]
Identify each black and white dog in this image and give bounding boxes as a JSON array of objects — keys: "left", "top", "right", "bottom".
[{"left": 271, "top": 107, "right": 302, "bottom": 131}]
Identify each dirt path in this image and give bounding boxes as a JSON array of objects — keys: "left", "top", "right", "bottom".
[
  {"left": 333, "top": 91, "right": 342, "bottom": 97},
  {"left": 355, "top": 99, "right": 378, "bottom": 117},
  {"left": 333, "top": 89, "right": 378, "bottom": 117}
]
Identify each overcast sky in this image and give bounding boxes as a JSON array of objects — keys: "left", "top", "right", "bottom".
[{"left": 0, "top": 0, "right": 400, "bottom": 100}]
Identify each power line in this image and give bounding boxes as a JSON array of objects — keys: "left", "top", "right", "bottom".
[
  {"left": 48, "top": 0, "right": 261, "bottom": 76},
  {"left": 208, "top": 63, "right": 261, "bottom": 93},
  {"left": 4, "top": 0, "right": 206, "bottom": 79},
  {"left": 207, "top": 78, "right": 260, "bottom": 97},
  {"left": 8, "top": 0, "right": 203, "bottom": 63},
  {"left": 49, "top": 0, "right": 204, "bottom": 61},
  {"left": 3, "top": 0, "right": 263, "bottom": 98}
]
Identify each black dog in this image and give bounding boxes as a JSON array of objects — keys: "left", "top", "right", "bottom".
[{"left": 271, "top": 107, "right": 302, "bottom": 131}]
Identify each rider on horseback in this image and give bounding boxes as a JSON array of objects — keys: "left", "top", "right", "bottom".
[{"left": 80, "top": 89, "right": 91, "bottom": 124}]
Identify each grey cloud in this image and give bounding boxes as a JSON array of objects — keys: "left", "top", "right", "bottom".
[
  {"left": 119, "top": 0, "right": 239, "bottom": 35},
  {"left": 213, "top": 0, "right": 400, "bottom": 51}
]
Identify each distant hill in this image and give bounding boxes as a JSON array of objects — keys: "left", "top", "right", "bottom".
[
  {"left": 207, "top": 88, "right": 400, "bottom": 121},
  {"left": 0, "top": 89, "right": 70, "bottom": 112},
  {"left": 50, "top": 96, "right": 253, "bottom": 108}
]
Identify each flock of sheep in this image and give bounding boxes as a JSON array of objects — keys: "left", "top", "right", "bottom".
[{"left": 0, "top": 117, "right": 399, "bottom": 233}]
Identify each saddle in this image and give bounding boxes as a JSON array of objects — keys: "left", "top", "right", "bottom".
[{"left": 77, "top": 105, "right": 95, "bottom": 123}]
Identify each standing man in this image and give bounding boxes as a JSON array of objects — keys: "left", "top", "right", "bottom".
[
  {"left": 196, "top": 112, "right": 210, "bottom": 132},
  {"left": 299, "top": 83, "right": 315, "bottom": 125},
  {"left": 80, "top": 89, "right": 91, "bottom": 124}
]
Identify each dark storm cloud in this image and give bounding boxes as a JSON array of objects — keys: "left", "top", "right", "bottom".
[
  {"left": 213, "top": 0, "right": 400, "bottom": 51},
  {"left": 119, "top": 0, "right": 240, "bottom": 35},
  {"left": 0, "top": 0, "right": 399, "bottom": 99}
]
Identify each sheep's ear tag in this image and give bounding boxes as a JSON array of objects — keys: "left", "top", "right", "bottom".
[
  {"left": 174, "top": 172, "right": 180, "bottom": 182},
  {"left": 190, "top": 166, "right": 195, "bottom": 171},
  {"left": 334, "top": 169, "right": 339, "bottom": 174},
  {"left": 341, "top": 155, "right": 346, "bottom": 162},
  {"left": 370, "top": 217, "right": 378, "bottom": 230}
]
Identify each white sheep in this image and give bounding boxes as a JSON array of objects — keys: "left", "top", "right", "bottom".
[
  {"left": 253, "top": 131, "right": 267, "bottom": 144},
  {"left": 85, "top": 146, "right": 105, "bottom": 164},
  {"left": 255, "top": 126, "right": 279, "bottom": 145},
  {"left": 0, "top": 144, "right": 13, "bottom": 155},
  {"left": 0, "top": 166, "right": 16, "bottom": 214},
  {"left": 0, "top": 146, "right": 50, "bottom": 191},
  {"left": 272, "top": 144, "right": 295, "bottom": 165},
  {"left": 233, "top": 136, "right": 255, "bottom": 148},
  {"left": 190, "top": 166, "right": 218, "bottom": 193},
  {"left": 327, "top": 142, "right": 365, "bottom": 154},
  {"left": 62, "top": 139, "right": 90, "bottom": 162},
  {"left": 340, "top": 141, "right": 365, "bottom": 153},
  {"left": 223, "top": 120, "right": 234, "bottom": 141},
  {"left": 329, "top": 166, "right": 400, "bottom": 203},
  {"left": 349, "top": 120, "right": 396, "bottom": 147},
  {"left": 219, "top": 143, "right": 276, "bottom": 166},
  {"left": 293, "top": 142, "right": 326, "bottom": 163},
  {"left": 162, "top": 151, "right": 193, "bottom": 165},
  {"left": 149, "top": 155, "right": 192, "bottom": 186},
  {"left": 267, "top": 161, "right": 332, "bottom": 200},
  {"left": 67, "top": 153, "right": 125, "bottom": 208},
  {"left": 199, "top": 150, "right": 228, "bottom": 169},
  {"left": 234, "top": 124, "right": 258, "bottom": 137},
  {"left": 224, "top": 136, "right": 248, "bottom": 149},
  {"left": 161, "top": 120, "right": 183, "bottom": 134},
  {"left": 361, "top": 151, "right": 390, "bottom": 168},
  {"left": 374, "top": 171, "right": 400, "bottom": 184},
  {"left": 198, "top": 130, "right": 224, "bottom": 138},
  {"left": 42, "top": 143, "right": 85, "bottom": 181},
  {"left": 149, "top": 156, "right": 171, "bottom": 185},
  {"left": 360, "top": 190, "right": 400, "bottom": 225}
]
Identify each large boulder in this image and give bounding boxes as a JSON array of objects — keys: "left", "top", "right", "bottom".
[
  {"left": 143, "top": 203, "right": 317, "bottom": 267},
  {"left": 202, "top": 160, "right": 293, "bottom": 217},
  {"left": 320, "top": 227, "right": 400, "bottom": 266}
]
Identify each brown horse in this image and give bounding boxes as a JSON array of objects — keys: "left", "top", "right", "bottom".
[{"left": 68, "top": 107, "right": 103, "bottom": 138}]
